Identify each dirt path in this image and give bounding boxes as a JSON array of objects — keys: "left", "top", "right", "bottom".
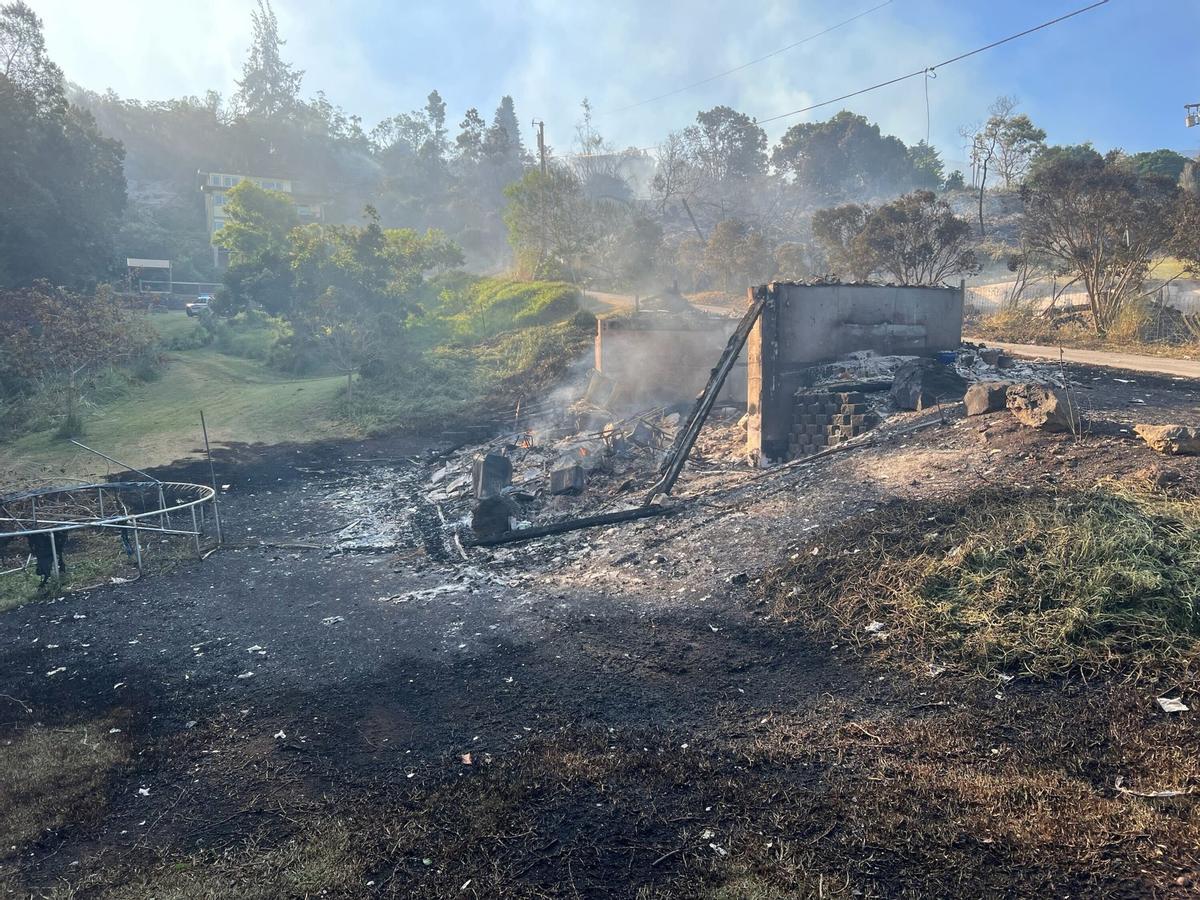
[{"left": 972, "top": 338, "right": 1200, "bottom": 379}]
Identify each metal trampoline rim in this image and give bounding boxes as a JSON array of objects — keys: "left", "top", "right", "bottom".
[{"left": 0, "top": 481, "right": 217, "bottom": 539}]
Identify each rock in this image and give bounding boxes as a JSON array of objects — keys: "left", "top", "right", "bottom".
[
  {"left": 1005, "top": 383, "right": 1079, "bottom": 433},
  {"left": 550, "top": 464, "right": 586, "bottom": 496},
  {"left": 890, "top": 358, "right": 968, "bottom": 411},
  {"left": 978, "top": 347, "right": 1002, "bottom": 366},
  {"left": 1133, "top": 423, "right": 1200, "bottom": 455},
  {"left": 471, "top": 497, "right": 514, "bottom": 539},
  {"left": 471, "top": 453, "right": 512, "bottom": 499},
  {"left": 963, "top": 381, "right": 1011, "bottom": 416}
]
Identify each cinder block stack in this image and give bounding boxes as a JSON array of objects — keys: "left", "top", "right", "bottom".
[{"left": 788, "top": 391, "right": 878, "bottom": 459}]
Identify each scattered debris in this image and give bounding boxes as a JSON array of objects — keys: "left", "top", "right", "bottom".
[
  {"left": 1157, "top": 697, "right": 1189, "bottom": 714},
  {"left": 321, "top": 616, "right": 344, "bottom": 626},
  {"left": 1114, "top": 775, "right": 1189, "bottom": 798}
]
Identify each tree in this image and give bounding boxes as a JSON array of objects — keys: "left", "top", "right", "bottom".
[
  {"left": 811, "top": 204, "right": 875, "bottom": 280},
  {"left": 771, "top": 111, "right": 919, "bottom": 203},
  {"left": 961, "top": 97, "right": 1045, "bottom": 235},
  {"left": 233, "top": 0, "right": 303, "bottom": 120},
  {"left": 1128, "top": 149, "right": 1189, "bottom": 182},
  {"left": 0, "top": 0, "right": 62, "bottom": 107},
  {"left": 858, "top": 191, "right": 978, "bottom": 286},
  {"left": 454, "top": 108, "right": 486, "bottom": 163},
  {"left": 503, "top": 167, "right": 593, "bottom": 279},
  {"left": 992, "top": 114, "right": 1046, "bottom": 189},
  {"left": 1021, "top": 152, "right": 1179, "bottom": 334},
  {"left": 215, "top": 180, "right": 298, "bottom": 262},
  {"left": 0, "top": 2, "right": 125, "bottom": 287},
  {"left": 907, "top": 140, "right": 945, "bottom": 190},
  {"left": 683, "top": 106, "right": 767, "bottom": 181},
  {"left": 488, "top": 95, "right": 525, "bottom": 163},
  {"left": 0, "top": 282, "right": 155, "bottom": 435},
  {"left": 702, "top": 219, "right": 773, "bottom": 292}
]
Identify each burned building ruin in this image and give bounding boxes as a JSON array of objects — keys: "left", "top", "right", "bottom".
[{"left": 746, "top": 281, "right": 964, "bottom": 461}]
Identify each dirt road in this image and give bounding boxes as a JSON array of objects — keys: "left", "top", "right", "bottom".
[{"left": 975, "top": 338, "right": 1200, "bottom": 379}]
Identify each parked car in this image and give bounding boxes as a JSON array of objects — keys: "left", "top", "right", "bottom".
[{"left": 185, "top": 294, "right": 213, "bottom": 317}]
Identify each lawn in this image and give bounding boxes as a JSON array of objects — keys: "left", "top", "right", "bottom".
[{"left": 5, "top": 348, "right": 349, "bottom": 481}]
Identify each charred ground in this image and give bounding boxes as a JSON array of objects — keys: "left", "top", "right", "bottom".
[{"left": 2, "top": 365, "right": 1200, "bottom": 898}]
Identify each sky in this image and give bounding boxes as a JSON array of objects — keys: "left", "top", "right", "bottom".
[{"left": 30, "top": 0, "right": 1200, "bottom": 172}]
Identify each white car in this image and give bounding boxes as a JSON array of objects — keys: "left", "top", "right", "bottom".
[{"left": 186, "top": 295, "right": 213, "bottom": 317}]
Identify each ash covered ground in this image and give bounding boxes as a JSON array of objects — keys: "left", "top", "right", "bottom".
[{"left": 3, "top": 361, "right": 1200, "bottom": 897}]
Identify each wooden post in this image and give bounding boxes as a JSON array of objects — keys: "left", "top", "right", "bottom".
[{"left": 200, "top": 411, "right": 222, "bottom": 545}]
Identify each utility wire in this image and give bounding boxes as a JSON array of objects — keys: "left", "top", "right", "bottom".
[
  {"left": 563, "top": 0, "right": 1110, "bottom": 159},
  {"left": 756, "top": 0, "right": 1111, "bottom": 125},
  {"left": 604, "top": 0, "right": 895, "bottom": 115}
]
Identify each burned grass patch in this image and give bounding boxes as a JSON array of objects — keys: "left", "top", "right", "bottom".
[
  {"left": 0, "top": 715, "right": 131, "bottom": 879},
  {"left": 765, "top": 478, "right": 1200, "bottom": 679}
]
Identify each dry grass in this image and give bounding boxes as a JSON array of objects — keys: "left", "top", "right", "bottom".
[
  {"left": 765, "top": 478, "right": 1200, "bottom": 680},
  {"left": 0, "top": 717, "right": 130, "bottom": 881}
]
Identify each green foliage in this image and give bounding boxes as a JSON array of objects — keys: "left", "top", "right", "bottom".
[
  {"left": 233, "top": 0, "right": 303, "bottom": 120},
  {"left": 1127, "top": 148, "right": 1189, "bottom": 182},
  {"left": 682, "top": 106, "right": 767, "bottom": 181},
  {"left": 0, "top": 2, "right": 125, "bottom": 288},
  {"left": 772, "top": 111, "right": 927, "bottom": 203},
  {"left": 449, "top": 277, "right": 582, "bottom": 338}
]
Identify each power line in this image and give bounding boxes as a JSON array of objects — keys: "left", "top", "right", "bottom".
[
  {"left": 756, "top": 0, "right": 1111, "bottom": 125},
  {"left": 563, "top": 0, "right": 1110, "bottom": 159},
  {"left": 604, "top": 0, "right": 895, "bottom": 115}
]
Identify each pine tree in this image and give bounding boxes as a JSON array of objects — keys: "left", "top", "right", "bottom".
[{"left": 233, "top": 0, "right": 303, "bottom": 120}]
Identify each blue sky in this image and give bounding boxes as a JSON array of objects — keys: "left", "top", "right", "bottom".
[{"left": 32, "top": 0, "right": 1200, "bottom": 172}]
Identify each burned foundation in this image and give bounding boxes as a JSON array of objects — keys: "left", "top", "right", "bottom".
[{"left": 747, "top": 282, "right": 964, "bottom": 461}]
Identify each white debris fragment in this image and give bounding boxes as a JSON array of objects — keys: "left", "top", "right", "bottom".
[
  {"left": 137, "top": 787, "right": 150, "bottom": 797},
  {"left": 1157, "top": 697, "right": 1189, "bottom": 713},
  {"left": 45, "top": 667, "right": 66, "bottom": 677},
  {"left": 236, "top": 671, "right": 254, "bottom": 679},
  {"left": 321, "top": 615, "right": 344, "bottom": 626},
  {"left": 863, "top": 621, "right": 887, "bottom": 634},
  {"left": 274, "top": 730, "right": 286, "bottom": 740}
]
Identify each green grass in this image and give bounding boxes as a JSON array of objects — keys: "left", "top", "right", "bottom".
[
  {"left": 148, "top": 310, "right": 206, "bottom": 344},
  {"left": 4, "top": 348, "right": 348, "bottom": 477},
  {"left": 765, "top": 479, "right": 1200, "bottom": 679}
]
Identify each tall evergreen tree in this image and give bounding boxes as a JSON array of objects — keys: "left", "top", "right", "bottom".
[{"left": 233, "top": 0, "right": 303, "bottom": 120}]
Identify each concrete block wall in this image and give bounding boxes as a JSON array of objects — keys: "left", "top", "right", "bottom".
[
  {"left": 789, "top": 391, "right": 878, "bottom": 458},
  {"left": 748, "top": 282, "right": 963, "bottom": 460}
]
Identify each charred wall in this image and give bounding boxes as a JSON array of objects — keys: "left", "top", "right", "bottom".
[{"left": 747, "top": 282, "right": 964, "bottom": 460}]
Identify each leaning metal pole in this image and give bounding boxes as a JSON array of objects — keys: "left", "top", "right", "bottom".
[
  {"left": 643, "top": 286, "right": 768, "bottom": 505},
  {"left": 200, "top": 411, "right": 222, "bottom": 546},
  {"left": 69, "top": 440, "right": 161, "bottom": 484}
]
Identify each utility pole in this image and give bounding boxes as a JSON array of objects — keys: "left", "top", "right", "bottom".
[{"left": 532, "top": 119, "right": 546, "bottom": 175}]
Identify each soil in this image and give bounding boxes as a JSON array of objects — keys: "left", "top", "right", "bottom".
[{"left": 3, "top": 364, "right": 1200, "bottom": 898}]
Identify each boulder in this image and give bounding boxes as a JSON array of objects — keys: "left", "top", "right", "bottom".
[
  {"left": 890, "top": 359, "right": 968, "bottom": 411},
  {"left": 1005, "top": 383, "right": 1079, "bottom": 433},
  {"left": 550, "top": 463, "right": 586, "bottom": 496},
  {"left": 1134, "top": 423, "right": 1200, "bottom": 455},
  {"left": 963, "top": 381, "right": 1011, "bottom": 417},
  {"left": 471, "top": 496, "right": 514, "bottom": 539},
  {"left": 471, "top": 453, "right": 512, "bottom": 499}
]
